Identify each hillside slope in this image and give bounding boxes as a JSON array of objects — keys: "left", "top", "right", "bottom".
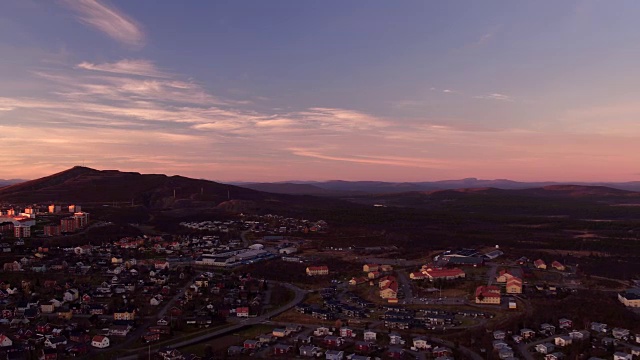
[{"left": 0, "top": 167, "right": 270, "bottom": 208}]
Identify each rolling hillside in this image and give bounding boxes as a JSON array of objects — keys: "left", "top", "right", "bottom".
[{"left": 0, "top": 166, "right": 352, "bottom": 212}]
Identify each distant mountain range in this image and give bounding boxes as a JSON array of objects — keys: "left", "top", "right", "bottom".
[
  {"left": 3, "top": 168, "right": 640, "bottom": 216},
  {"left": 0, "top": 179, "right": 26, "bottom": 188},
  {"left": 238, "top": 178, "right": 640, "bottom": 195}
]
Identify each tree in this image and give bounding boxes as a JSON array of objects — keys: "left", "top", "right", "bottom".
[{"left": 203, "top": 345, "right": 213, "bottom": 360}]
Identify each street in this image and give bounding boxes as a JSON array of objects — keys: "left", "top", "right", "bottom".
[{"left": 116, "top": 282, "right": 307, "bottom": 360}]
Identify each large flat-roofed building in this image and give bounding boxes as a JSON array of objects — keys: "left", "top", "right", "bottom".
[
  {"left": 476, "top": 285, "right": 501, "bottom": 304},
  {"left": 195, "top": 248, "right": 267, "bottom": 267},
  {"left": 0, "top": 216, "right": 35, "bottom": 227},
  {"left": 436, "top": 249, "right": 484, "bottom": 266},
  {"left": 232, "top": 249, "right": 267, "bottom": 262},
  {"left": 619, "top": 289, "right": 640, "bottom": 307},
  {"left": 306, "top": 266, "right": 329, "bottom": 276}
]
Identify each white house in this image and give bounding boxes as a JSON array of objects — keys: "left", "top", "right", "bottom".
[
  {"left": 299, "top": 345, "right": 322, "bottom": 357},
  {"left": 314, "top": 327, "right": 332, "bottom": 336},
  {"left": 492, "top": 340, "right": 509, "bottom": 351},
  {"left": 49, "top": 298, "right": 63, "bottom": 308},
  {"left": 569, "top": 330, "right": 590, "bottom": 340},
  {"left": 0, "top": 334, "right": 12, "bottom": 347},
  {"left": 45, "top": 336, "right": 67, "bottom": 349},
  {"left": 363, "top": 330, "right": 377, "bottom": 341},
  {"left": 535, "top": 343, "right": 555, "bottom": 354},
  {"left": 413, "top": 336, "right": 431, "bottom": 350},
  {"left": 325, "top": 350, "right": 344, "bottom": 360},
  {"left": 91, "top": 335, "right": 110, "bottom": 348},
  {"left": 149, "top": 296, "right": 162, "bottom": 306},
  {"left": 279, "top": 246, "right": 298, "bottom": 255},
  {"left": 63, "top": 289, "right": 79, "bottom": 302},
  {"left": 493, "top": 330, "right": 507, "bottom": 340},
  {"left": 613, "top": 353, "right": 632, "bottom": 360}
]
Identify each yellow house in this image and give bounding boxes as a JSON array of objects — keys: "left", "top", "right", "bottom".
[
  {"left": 58, "top": 310, "right": 73, "bottom": 320},
  {"left": 496, "top": 269, "right": 516, "bottom": 283},
  {"left": 534, "top": 259, "right": 547, "bottom": 269},
  {"left": 506, "top": 277, "right": 523, "bottom": 294},
  {"left": 114, "top": 309, "right": 136, "bottom": 321},
  {"left": 363, "top": 264, "right": 379, "bottom": 273},
  {"left": 380, "top": 282, "right": 398, "bottom": 299}
]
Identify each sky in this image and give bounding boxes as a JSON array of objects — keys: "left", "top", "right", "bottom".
[{"left": 2, "top": 0, "right": 640, "bottom": 182}]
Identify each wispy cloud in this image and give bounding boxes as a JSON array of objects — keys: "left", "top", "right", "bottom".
[
  {"left": 289, "top": 148, "right": 450, "bottom": 169},
  {"left": 474, "top": 93, "right": 512, "bottom": 101},
  {"left": 76, "top": 59, "right": 169, "bottom": 78},
  {"left": 295, "top": 107, "right": 389, "bottom": 130},
  {"left": 470, "top": 25, "right": 502, "bottom": 48},
  {"left": 255, "top": 119, "right": 296, "bottom": 128},
  {"left": 60, "top": 0, "right": 145, "bottom": 47},
  {"left": 429, "top": 87, "right": 460, "bottom": 95},
  {"left": 2, "top": 59, "right": 393, "bottom": 141}
]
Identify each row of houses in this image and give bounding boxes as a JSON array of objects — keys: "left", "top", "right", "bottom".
[
  {"left": 534, "top": 259, "right": 566, "bottom": 271},
  {"left": 229, "top": 325, "right": 454, "bottom": 360}
]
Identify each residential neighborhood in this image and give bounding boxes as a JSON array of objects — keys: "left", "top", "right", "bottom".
[{"left": 0, "top": 201, "right": 638, "bottom": 360}]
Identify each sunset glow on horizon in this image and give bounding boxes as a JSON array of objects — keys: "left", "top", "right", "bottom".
[{"left": 2, "top": 1, "right": 640, "bottom": 182}]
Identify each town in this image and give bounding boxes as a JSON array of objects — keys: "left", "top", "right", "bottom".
[{"left": 0, "top": 201, "right": 637, "bottom": 360}]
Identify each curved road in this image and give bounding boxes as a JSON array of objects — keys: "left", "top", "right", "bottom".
[{"left": 118, "top": 282, "right": 307, "bottom": 360}]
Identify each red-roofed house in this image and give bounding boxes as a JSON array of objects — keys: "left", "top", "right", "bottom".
[
  {"left": 91, "top": 335, "right": 109, "bottom": 348},
  {"left": 306, "top": 266, "right": 329, "bottom": 276},
  {"left": 551, "top": 261, "right": 565, "bottom": 271},
  {"left": 380, "top": 281, "right": 399, "bottom": 299},
  {"left": 236, "top": 307, "right": 249, "bottom": 318},
  {"left": 410, "top": 272, "right": 427, "bottom": 280},
  {"left": 0, "top": 334, "right": 12, "bottom": 347},
  {"left": 349, "top": 277, "right": 368, "bottom": 285},
  {"left": 423, "top": 268, "right": 465, "bottom": 281},
  {"left": 475, "top": 285, "right": 501, "bottom": 304},
  {"left": 496, "top": 269, "right": 516, "bottom": 283},
  {"left": 534, "top": 259, "right": 547, "bottom": 269},
  {"left": 154, "top": 261, "right": 170, "bottom": 270},
  {"left": 379, "top": 275, "right": 396, "bottom": 289}
]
